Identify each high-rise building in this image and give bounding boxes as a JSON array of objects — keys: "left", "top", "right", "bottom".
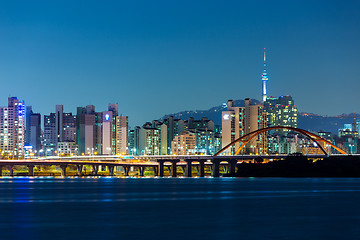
[
  {"left": 264, "top": 95, "right": 298, "bottom": 129},
  {"left": 43, "top": 113, "right": 56, "bottom": 155},
  {"left": 116, "top": 116, "right": 128, "bottom": 155},
  {"left": 244, "top": 98, "right": 267, "bottom": 154},
  {"left": 29, "top": 113, "right": 41, "bottom": 154},
  {"left": 0, "top": 97, "right": 26, "bottom": 157},
  {"left": 102, "top": 111, "right": 113, "bottom": 155},
  {"left": 25, "top": 106, "right": 32, "bottom": 146},
  {"left": 186, "top": 117, "right": 217, "bottom": 155},
  {"left": 162, "top": 116, "right": 184, "bottom": 154},
  {"left": 128, "top": 126, "right": 140, "bottom": 155},
  {"left": 76, "top": 104, "right": 128, "bottom": 155},
  {"left": 63, "top": 113, "right": 76, "bottom": 142},
  {"left": 222, "top": 100, "right": 245, "bottom": 154},
  {"left": 25, "top": 106, "right": 42, "bottom": 154},
  {"left": 55, "top": 105, "right": 63, "bottom": 143},
  {"left": 222, "top": 98, "right": 267, "bottom": 155},
  {"left": 44, "top": 105, "right": 77, "bottom": 156},
  {"left": 76, "top": 106, "right": 96, "bottom": 155},
  {"left": 138, "top": 126, "right": 161, "bottom": 155},
  {"left": 171, "top": 131, "right": 196, "bottom": 155}
]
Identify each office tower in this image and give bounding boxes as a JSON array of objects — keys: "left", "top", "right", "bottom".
[
  {"left": 263, "top": 95, "right": 298, "bottom": 129},
  {"left": 262, "top": 48, "right": 268, "bottom": 102},
  {"left": 0, "top": 97, "right": 26, "bottom": 157},
  {"left": 222, "top": 98, "right": 267, "bottom": 155}
]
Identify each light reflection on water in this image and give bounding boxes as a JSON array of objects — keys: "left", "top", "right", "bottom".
[{"left": 1, "top": 177, "right": 360, "bottom": 240}]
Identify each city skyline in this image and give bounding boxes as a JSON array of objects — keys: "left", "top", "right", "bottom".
[{"left": 1, "top": 1, "right": 360, "bottom": 127}]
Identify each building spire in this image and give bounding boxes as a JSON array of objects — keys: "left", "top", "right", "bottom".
[{"left": 262, "top": 48, "right": 268, "bottom": 102}]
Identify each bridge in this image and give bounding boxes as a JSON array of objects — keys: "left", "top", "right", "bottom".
[{"left": 0, "top": 127, "right": 350, "bottom": 177}]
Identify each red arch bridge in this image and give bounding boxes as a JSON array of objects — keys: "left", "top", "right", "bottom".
[{"left": 0, "top": 127, "right": 352, "bottom": 177}]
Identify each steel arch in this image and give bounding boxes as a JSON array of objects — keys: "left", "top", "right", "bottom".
[{"left": 214, "top": 126, "right": 346, "bottom": 156}]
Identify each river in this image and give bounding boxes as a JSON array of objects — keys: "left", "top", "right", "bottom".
[{"left": 0, "top": 177, "right": 359, "bottom": 239}]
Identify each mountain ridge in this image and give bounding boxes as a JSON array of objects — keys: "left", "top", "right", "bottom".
[{"left": 159, "top": 99, "right": 358, "bottom": 134}]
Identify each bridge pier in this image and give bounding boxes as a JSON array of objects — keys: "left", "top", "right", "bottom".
[
  {"left": 212, "top": 159, "right": 220, "bottom": 177},
  {"left": 9, "top": 165, "right": 14, "bottom": 177},
  {"left": 76, "top": 165, "right": 83, "bottom": 176},
  {"left": 158, "top": 161, "right": 165, "bottom": 177},
  {"left": 185, "top": 160, "right": 192, "bottom": 177},
  {"left": 198, "top": 160, "right": 205, "bottom": 177},
  {"left": 138, "top": 166, "right": 145, "bottom": 176},
  {"left": 228, "top": 160, "right": 237, "bottom": 175},
  {"left": 123, "top": 165, "right": 130, "bottom": 176},
  {"left": 171, "top": 161, "right": 179, "bottom": 177},
  {"left": 92, "top": 165, "right": 99, "bottom": 175},
  {"left": 60, "top": 165, "right": 67, "bottom": 177},
  {"left": 108, "top": 165, "right": 115, "bottom": 176},
  {"left": 153, "top": 166, "right": 158, "bottom": 176},
  {"left": 0, "top": 166, "right": 3, "bottom": 176},
  {"left": 28, "top": 165, "right": 34, "bottom": 177}
]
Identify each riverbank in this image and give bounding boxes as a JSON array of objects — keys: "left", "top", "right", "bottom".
[{"left": 224, "top": 155, "right": 360, "bottom": 177}]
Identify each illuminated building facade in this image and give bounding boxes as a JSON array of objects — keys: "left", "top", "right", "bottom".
[
  {"left": 222, "top": 98, "right": 267, "bottom": 155},
  {"left": 186, "top": 117, "right": 218, "bottom": 155},
  {"left": 44, "top": 106, "right": 76, "bottom": 155},
  {"left": 25, "top": 106, "right": 42, "bottom": 154},
  {"left": 338, "top": 124, "right": 359, "bottom": 154},
  {"left": 57, "top": 141, "right": 78, "bottom": 155},
  {"left": 162, "top": 116, "right": 185, "bottom": 154},
  {"left": 139, "top": 126, "right": 161, "bottom": 155},
  {"left": 0, "top": 97, "right": 26, "bottom": 157},
  {"left": 264, "top": 95, "right": 298, "bottom": 129},
  {"left": 171, "top": 131, "right": 196, "bottom": 155},
  {"left": 116, "top": 116, "right": 128, "bottom": 155},
  {"left": 29, "top": 113, "right": 42, "bottom": 154}
]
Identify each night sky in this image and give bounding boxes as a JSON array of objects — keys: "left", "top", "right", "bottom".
[{"left": 0, "top": 0, "right": 359, "bottom": 127}]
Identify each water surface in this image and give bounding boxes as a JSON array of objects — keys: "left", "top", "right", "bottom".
[{"left": 0, "top": 177, "right": 359, "bottom": 240}]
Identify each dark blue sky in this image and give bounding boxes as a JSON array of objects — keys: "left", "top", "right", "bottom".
[{"left": 1, "top": 0, "right": 359, "bottom": 127}]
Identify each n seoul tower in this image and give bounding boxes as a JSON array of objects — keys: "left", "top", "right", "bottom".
[{"left": 261, "top": 48, "right": 268, "bottom": 102}]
